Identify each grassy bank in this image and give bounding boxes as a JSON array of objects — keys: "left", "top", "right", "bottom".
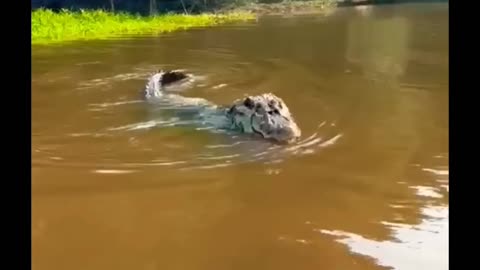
[{"left": 32, "top": 9, "right": 256, "bottom": 45}]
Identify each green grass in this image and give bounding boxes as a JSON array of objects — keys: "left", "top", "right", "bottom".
[{"left": 32, "top": 9, "right": 256, "bottom": 45}]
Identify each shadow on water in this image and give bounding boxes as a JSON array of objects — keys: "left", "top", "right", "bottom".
[{"left": 32, "top": 3, "right": 448, "bottom": 270}]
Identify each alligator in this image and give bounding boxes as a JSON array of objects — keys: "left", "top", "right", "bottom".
[{"left": 142, "top": 70, "right": 301, "bottom": 144}]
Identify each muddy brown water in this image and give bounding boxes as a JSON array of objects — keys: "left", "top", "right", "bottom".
[{"left": 32, "top": 3, "right": 448, "bottom": 270}]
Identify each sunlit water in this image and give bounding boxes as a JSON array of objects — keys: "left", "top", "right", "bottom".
[{"left": 32, "top": 3, "right": 448, "bottom": 270}]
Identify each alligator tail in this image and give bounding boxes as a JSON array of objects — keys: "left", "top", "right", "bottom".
[{"left": 144, "top": 71, "right": 165, "bottom": 99}]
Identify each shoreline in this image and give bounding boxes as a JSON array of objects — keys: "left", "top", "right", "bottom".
[
  {"left": 31, "top": 9, "right": 256, "bottom": 45},
  {"left": 31, "top": 1, "right": 336, "bottom": 45},
  {"left": 224, "top": 0, "right": 337, "bottom": 16}
]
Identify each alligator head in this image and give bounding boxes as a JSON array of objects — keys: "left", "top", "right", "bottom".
[{"left": 227, "top": 93, "right": 301, "bottom": 143}]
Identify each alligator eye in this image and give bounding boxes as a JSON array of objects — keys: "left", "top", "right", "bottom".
[
  {"left": 268, "top": 111, "right": 273, "bottom": 115},
  {"left": 273, "top": 109, "right": 280, "bottom": 114},
  {"left": 243, "top": 97, "right": 255, "bottom": 109}
]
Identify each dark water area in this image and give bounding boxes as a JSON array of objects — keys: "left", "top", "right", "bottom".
[{"left": 32, "top": 3, "right": 448, "bottom": 270}]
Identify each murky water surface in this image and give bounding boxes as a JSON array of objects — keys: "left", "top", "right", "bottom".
[{"left": 32, "top": 3, "right": 448, "bottom": 270}]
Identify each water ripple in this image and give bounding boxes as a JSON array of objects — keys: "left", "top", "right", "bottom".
[
  {"left": 76, "top": 72, "right": 149, "bottom": 90},
  {"left": 34, "top": 66, "right": 344, "bottom": 172},
  {"left": 33, "top": 117, "right": 342, "bottom": 172},
  {"left": 88, "top": 100, "right": 143, "bottom": 108}
]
